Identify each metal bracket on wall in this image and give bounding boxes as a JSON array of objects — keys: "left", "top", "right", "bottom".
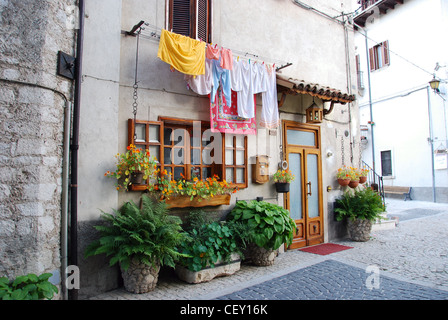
[{"left": 57, "top": 51, "right": 76, "bottom": 80}]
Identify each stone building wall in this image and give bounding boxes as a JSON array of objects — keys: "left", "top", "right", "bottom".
[{"left": 0, "top": 0, "right": 76, "bottom": 291}]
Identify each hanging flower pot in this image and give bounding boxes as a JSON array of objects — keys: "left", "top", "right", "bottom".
[
  {"left": 130, "top": 171, "right": 144, "bottom": 185},
  {"left": 349, "top": 180, "right": 359, "bottom": 188},
  {"left": 275, "top": 182, "right": 290, "bottom": 193},
  {"left": 359, "top": 176, "right": 367, "bottom": 184},
  {"left": 337, "top": 178, "right": 350, "bottom": 187}
]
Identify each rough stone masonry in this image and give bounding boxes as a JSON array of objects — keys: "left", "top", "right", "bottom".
[{"left": 0, "top": 0, "right": 76, "bottom": 293}]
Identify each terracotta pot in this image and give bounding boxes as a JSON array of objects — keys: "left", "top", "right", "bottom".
[
  {"left": 359, "top": 176, "right": 367, "bottom": 184},
  {"left": 275, "top": 182, "right": 290, "bottom": 193},
  {"left": 337, "top": 178, "right": 351, "bottom": 187},
  {"left": 349, "top": 180, "right": 359, "bottom": 188}
]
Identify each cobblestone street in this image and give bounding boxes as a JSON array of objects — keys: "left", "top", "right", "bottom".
[{"left": 91, "top": 199, "right": 448, "bottom": 300}]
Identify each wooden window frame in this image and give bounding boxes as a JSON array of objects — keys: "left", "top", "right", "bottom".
[
  {"left": 128, "top": 117, "right": 248, "bottom": 191},
  {"left": 369, "top": 40, "right": 390, "bottom": 71},
  {"left": 168, "top": 0, "right": 212, "bottom": 43}
]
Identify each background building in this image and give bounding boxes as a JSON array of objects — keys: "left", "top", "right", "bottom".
[
  {"left": 0, "top": 0, "right": 360, "bottom": 299},
  {"left": 353, "top": 0, "right": 448, "bottom": 202}
]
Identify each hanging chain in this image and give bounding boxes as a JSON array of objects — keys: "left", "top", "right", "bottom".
[
  {"left": 341, "top": 134, "right": 345, "bottom": 166},
  {"left": 132, "top": 29, "right": 141, "bottom": 141}
]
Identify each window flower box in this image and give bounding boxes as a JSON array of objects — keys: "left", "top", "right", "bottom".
[{"left": 164, "top": 194, "right": 231, "bottom": 208}]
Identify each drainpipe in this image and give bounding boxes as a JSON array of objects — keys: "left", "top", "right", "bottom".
[
  {"left": 354, "top": 22, "right": 376, "bottom": 181},
  {"left": 61, "top": 100, "right": 71, "bottom": 300},
  {"left": 426, "top": 86, "right": 437, "bottom": 202},
  {"left": 69, "top": 0, "right": 85, "bottom": 300}
]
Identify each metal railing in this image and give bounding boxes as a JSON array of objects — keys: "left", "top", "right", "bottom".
[{"left": 362, "top": 160, "right": 385, "bottom": 206}]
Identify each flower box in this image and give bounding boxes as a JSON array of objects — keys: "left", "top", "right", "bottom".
[
  {"left": 164, "top": 194, "right": 231, "bottom": 209},
  {"left": 175, "top": 253, "right": 241, "bottom": 284}
]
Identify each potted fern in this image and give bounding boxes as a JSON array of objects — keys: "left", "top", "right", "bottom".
[
  {"left": 84, "top": 195, "right": 188, "bottom": 293},
  {"left": 334, "top": 187, "right": 385, "bottom": 242}
]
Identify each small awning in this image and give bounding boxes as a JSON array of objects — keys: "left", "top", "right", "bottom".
[{"left": 276, "top": 74, "right": 356, "bottom": 104}]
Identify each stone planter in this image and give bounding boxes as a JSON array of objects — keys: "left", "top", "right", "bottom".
[
  {"left": 347, "top": 218, "right": 373, "bottom": 242},
  {"left": 244, "top": 243, "right": 278, "bottom": 266},
  {"left": 175, "top": 253, "right": 241, "bottom": 284},
  {"left": 120, "top": 259, "right": 160, "bottom": 293}
]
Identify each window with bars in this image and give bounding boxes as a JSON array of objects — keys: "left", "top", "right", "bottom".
[
  {"left": 128, "top": 117, "right": 247, "bottom": 191},
  {"left": 369, "top": 40, "right": 390, "bottom": 71},
  {"left": 168, "top": 0, "right": 212, "bottom": 43}
]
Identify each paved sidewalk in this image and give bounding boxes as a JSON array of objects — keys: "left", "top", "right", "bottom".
[{"left": 91, "top": 198, "right": 448, "bottom": 300}]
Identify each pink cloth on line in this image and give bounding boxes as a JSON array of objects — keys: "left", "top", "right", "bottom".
[
  {"left": 210, "top": 86, "right": 256, "bottom": 135},
  {"left": 220, "top": 48, "right": 233, "bottom": 70},
  {"left": 206, "top": 44, "right": 220, "bottom": 60}
]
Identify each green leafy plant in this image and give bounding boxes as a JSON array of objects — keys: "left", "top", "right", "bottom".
[
  {"left": 334, "top": 187, "right": 385, "bottom": 222},
  {"left": 226, "top": 200, "right": 296, "bottom": 250},
  {"left": 105, "top": 144, "right": 158, "bottom": 191},
  {"left": 84, "top": 195, "right": 188, "bottom": 271},
  {"left": 0, "top": 273, "right": 58, "bottom": 300},
  {"left": 272, "top": 169, "right": 295, "bottom": 183},
  {"left": 177, "top": 211, "right": 250, "bottom": 272}
]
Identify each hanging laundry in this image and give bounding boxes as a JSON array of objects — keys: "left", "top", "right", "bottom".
[
  {"left": 206, "top": 44, "right": 220, "bottom": 60},
  {"left": 184, "top": 58, "right": 212, "bottom": 95},
  {"left": 211, "top": 59, "right": 232, "bottom": 106},
  {"left": 260, "top": 65, "right": 280, "bottom": 129},
  {"left": 210, "top": 86, "right": 256, "bottom": 135},
  {"left": 157, "top": 29, "right": 205, "bottom": 76},
  {"left": 230, "top": 57, "right": 242, "bottom": 91},
  {"left": 220, "top": 48, "right": 233, "bottom": 70},
  {"left": 235, "top": 60, "right": 268, "bottom": 119}
]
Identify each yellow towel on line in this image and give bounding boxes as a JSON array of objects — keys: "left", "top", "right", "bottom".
[{"left": 157, "top": 29, "right": 206, "bottom": 76}]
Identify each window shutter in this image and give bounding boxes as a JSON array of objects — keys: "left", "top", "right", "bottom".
[
  {"left": 171, "top": 0, "right": 192, "bottom": 37},
  {"left": 382, "top": 41, "right": 390, "bottom": 66},
  {"left": 197, "top": 0, "right": 210, "bottom": 42},
  {"left": 369, "top": 47, "right": 375, "bottom": 71}
]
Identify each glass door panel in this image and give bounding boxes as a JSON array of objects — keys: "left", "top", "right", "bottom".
[
  {"left": 289, "top": 153, "right": 302, "bottom": 220},
  {"left": 306, "top": 153, "right": 319, "bottom": 218}
]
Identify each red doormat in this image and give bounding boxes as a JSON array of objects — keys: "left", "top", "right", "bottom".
[{"left": 298, "top": 243, "right": 353, "bottom": 255}]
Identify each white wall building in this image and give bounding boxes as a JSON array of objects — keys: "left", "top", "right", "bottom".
[{"left": 353, "top": 0, "right": 448, "bottom": 202}]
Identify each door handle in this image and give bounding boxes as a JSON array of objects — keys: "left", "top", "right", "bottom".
[{"left": 307, "top": 181, "right": 312, "bottom": 197}]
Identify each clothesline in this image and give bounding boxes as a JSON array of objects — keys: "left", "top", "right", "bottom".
[
  {"left": 126, "top": 21, "right": 293, "bottom": 71},
  {"left": 157, "top": 28, "right": 281, "bottom": 133}
]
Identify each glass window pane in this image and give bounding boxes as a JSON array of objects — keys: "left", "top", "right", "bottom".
[
  {"left": 174, "top": 167, "right": 184, "bottom": 180},
  {"left": 135, "top": 124, "right": 146, "bottom": 142},
  {"left": 287, "top": 129, "right": 315, "bottom": 147},
  {"left": 164, "top": 128, "right": 172, "bottom": 145},
  {"left": 226, "top": 168, "right": 234, "bottom": 183},
  {"left": 236, "top": 168, "right": 245, "bottom": 184},
  {"left": 191, "top": 167, "right": 200, "bottom": 179},
  {"left": 236, "top": 150, "right": 245, "bottom": 165},
  {"left": 235, "top": 135, "right": 244, "bottom": 148},
  {"left": 191, "top": 149, "right": 201, "bottom": 165},
  {"left": 164, "top": 167, "right": 172, "bottom": 179},
  {"left": 149, "top": 145, "right": 159, "bottom": 162},
  {"left": 202, "top": 167, "right": 211, "bottom": 179},
  {"left": 225, "top": 134, "right": 234, "bottom": 148},
  {"left": 173, "top": 148, "right": 184, "bottom": 165},
  {"left": 172, "top": 129, "right": 184, "bottom": 146},
  {"left": 149, "top": 124, "right": 160, "bottom": 143},
  {"left": 225, "top": 149, "right": 234, "bottom": 165},
  {"left": 202, "top": 148, "right": 212, "bottom": 165},
  {"left": 289, "top": 153, "right": 302, "bottom": 220},
  {"left": 164, "top": 147, "right": 172, "bottom": 164},
  {"left": 135, "top": 144, "right": 146, "bottom": 152}
]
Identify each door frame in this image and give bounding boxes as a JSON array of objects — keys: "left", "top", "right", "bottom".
[{"left": 282, "top": 120, "right": 324, "bottom": 249}]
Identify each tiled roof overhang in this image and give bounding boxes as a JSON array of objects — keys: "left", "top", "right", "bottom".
[{"left": 276, "top": 74, "right": 356, "bottom": 104}]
